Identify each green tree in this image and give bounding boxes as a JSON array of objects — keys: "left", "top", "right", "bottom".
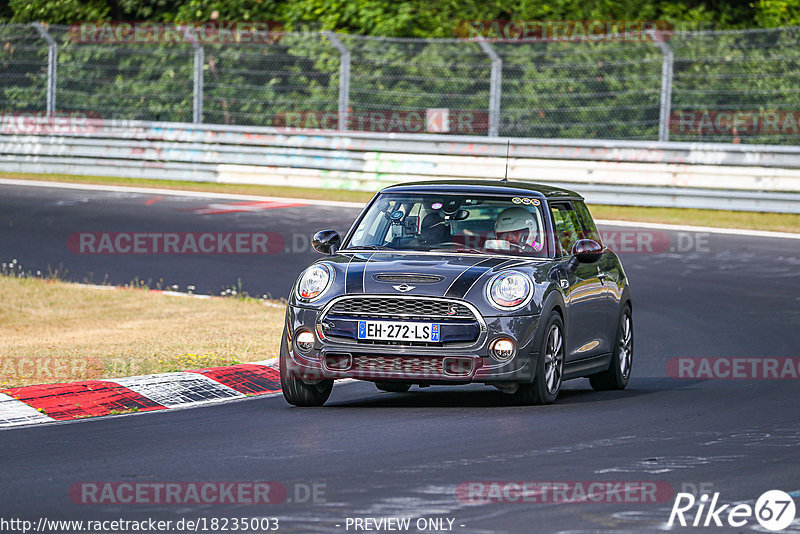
[
  {"left": 754, "top": 0, "right": 800, "bottom": 26},
  {"left": 9, "top": 0, "right": 110, "bottom": 23}
]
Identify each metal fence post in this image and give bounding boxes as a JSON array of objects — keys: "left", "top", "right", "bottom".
[
  {"left": 478, "top": 40, "right": 502, "bottom": 138},
  {"left": 650, "top": 30, "right": 674, "bottom": 142},
  {"left": 325, "top": 32, "right": 351, "bottom": 131},
  {"left": 32, "top": 23, "right": 57, "bottom": 117},
  {"left": 192, "top": 42, "right": 204, "bottom": 124}
]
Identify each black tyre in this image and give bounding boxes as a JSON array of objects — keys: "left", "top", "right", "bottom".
[
  {"left": 513, "top": 311, "right": 565, "bottom": 405},
  {"left": 590, "top": 305, "right": 633, "bottom": 391},
  {"left": 375, "top": 382, "right": 412, "bottom": 393},
  {"left": 279, "top": 335, "right": 333, "bottom": 406}
]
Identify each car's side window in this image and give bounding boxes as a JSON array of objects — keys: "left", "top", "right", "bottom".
[
  {"left": 574, "top": 201, "right": 602, "bottom": 245},
  {"left": 549, "top": 202, "right": 582, "bottom": 256}
]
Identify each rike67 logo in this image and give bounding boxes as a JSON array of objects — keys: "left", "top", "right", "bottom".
[{"left": 668, "top": 490, "right": 796, "bottom": 531}]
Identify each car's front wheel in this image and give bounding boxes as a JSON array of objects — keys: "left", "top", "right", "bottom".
[
  {"left": 590, "top": 305, "right": 633, "bottom": 390},
  {"left": 513, "top": 311, "right": 565, "bottom": 405},
  {"left": 279, "top": 335, "right": 333, "bottom": 406},
  {"left": 375, "top": 382, "right": 412, "bottom": 393}
]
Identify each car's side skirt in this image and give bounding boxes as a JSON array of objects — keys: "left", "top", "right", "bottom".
[{"left": 563, "top": 353, "right": 613, "bottom": 380}]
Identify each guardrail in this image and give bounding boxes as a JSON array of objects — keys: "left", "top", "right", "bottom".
[{"left": 1, "top": 120, "right": 800, "bottom": 213}]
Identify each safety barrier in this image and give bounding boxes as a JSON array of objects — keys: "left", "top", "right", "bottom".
[{"left": 1, "top": 120, "right": 799, "bottom": 213}]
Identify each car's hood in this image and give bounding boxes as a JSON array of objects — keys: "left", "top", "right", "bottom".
[
  {"left": 332, "top": 252, "right": 517, "bottom": 299},
  {"left": 293, "top": 251, "right": 555, "bottom": 316}
]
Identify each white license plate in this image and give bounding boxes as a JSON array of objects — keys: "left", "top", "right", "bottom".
[{"left": 357, "top": 320, "right": 440, "bottom": 342}]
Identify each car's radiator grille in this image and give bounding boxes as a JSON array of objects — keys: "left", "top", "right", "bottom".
[{"left": 327, "top": 297, "right": 474, "bottom": 319}]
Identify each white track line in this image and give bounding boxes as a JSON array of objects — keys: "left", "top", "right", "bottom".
[
  {"left": 2, "top": 178, "right": 796, "bottom": 238},
  {"left": 70, "top": 283, "right": 285, "bottom": 303},
  {"left": 0, "top": 178, "right": 365, "bottom": 208},
  {"left": 251, "top": 358, "right": 279, "bottom": 367},
  {"left": 595, "top": 219, "right": 800, "bottom": 240},
  {"left": 76, "top": 283, "right": 212, "bottom": 299}
]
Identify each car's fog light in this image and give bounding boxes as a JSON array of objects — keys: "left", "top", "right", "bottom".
[
  {"left": 324, "top": 353, "right": 352, "bottom": 371},
  {"left": 443, "top": 357, "right": 473, "bottom": 376},
  {"left": 296, "top": 330, "right": 315, "bottom": 352},
  {"left": 490, "top": 338, "right": 516, "bottom": 362}
]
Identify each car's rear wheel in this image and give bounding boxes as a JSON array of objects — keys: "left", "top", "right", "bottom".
[
  {"left": 375, "top": 382, "right": 412, "bottom": 393},
  {"left": 590, "top": 305, "right": 633, "bottom": 391},
  {"left": 513, "top": 311, "right": 564, "bottom": 405},
  {"left": 279, "top": 335, "right": 333, "bottom": 406}
]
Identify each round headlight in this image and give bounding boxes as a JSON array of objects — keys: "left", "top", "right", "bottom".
[
  {"left": 487, "top": 271, "right": 533, "bottom": 309},
  {"left": 297, "top": 264, "right": 332, "bottom": 301}
]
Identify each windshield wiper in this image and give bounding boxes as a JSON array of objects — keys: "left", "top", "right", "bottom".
[
  {"left": 429, "top": 248, "right": 486, "bottom": 254},
  {"left": 345, "top": 245, "right": 395, "bottom": 251}
]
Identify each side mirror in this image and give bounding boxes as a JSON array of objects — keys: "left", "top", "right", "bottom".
[
  {"left": 571, "top": 239, "right": 603, "bottom": 264},
  {"left": 312, "top": 230, "right": 341, "bottom": 255}
]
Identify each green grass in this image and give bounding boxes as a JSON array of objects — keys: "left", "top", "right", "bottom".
[
  {"left": 2, "top": 171, "right": 799, "bottom": 233},
  {"left": 0, "top": 274, "right": 285, "bottom": 388}
]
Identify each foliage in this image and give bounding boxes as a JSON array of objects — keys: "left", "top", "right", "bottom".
[
  {"left": 3, "top": 0, "right": 799, "bottom": 33},
  {"left": 2, "top": 2, "right": 800, "bottom": 143},
  {"left": 7, "top": 0, "right": 110, "bottom": 25}
]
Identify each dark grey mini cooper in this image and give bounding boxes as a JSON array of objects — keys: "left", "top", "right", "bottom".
[{"left": 280, "top": 180, "right": 633, "bottom": 406}]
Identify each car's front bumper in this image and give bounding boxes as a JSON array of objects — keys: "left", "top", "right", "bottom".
[{"left": 283, "top": 304, "right": 540, "bottom": 384}]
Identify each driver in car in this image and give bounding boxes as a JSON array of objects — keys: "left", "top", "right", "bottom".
[
  {"left": 416, "top": 212, "right": 450, "bottom": 247},
  {"left": 494, "top": 207, "right": 544, "bottom": 252}
]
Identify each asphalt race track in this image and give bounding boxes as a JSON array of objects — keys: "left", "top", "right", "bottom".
[
  {"left": 1, "top": 182, "right": 799, "bottom": 533},
  {"left": 0, "top": 182, "right": 353, "bottom": 299}
]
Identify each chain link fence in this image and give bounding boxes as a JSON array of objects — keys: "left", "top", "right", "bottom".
[
  {"left": 0, "top": 25, "right": 48, "bottom": 112},
  {"left": 2, "top": 23, "right": 800, "bottom": 143}
]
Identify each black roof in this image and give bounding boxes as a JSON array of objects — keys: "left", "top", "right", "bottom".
[{"left": 380, "top": 179, "right": 583, "bottom": 199}]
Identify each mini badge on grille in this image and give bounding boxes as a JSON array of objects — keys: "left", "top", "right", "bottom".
[{"left": 392, "top": 284, "right": 415, "bottom": 292}]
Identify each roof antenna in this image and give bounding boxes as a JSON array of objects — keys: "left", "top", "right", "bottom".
[{"left": 501, "top": 140, "right": 510, "bottom": 183}]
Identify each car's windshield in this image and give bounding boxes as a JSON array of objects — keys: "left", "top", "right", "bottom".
[{"left": 344, "top": 193, "right": 549, "bottom": 257}]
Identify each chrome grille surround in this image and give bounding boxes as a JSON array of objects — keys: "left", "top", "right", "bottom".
[
  {"left": 318, "top": 295, "right": 487, "bottom": 349},
  {"left": 327, "top": 297, "right": 473, "bottom": 319}
]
